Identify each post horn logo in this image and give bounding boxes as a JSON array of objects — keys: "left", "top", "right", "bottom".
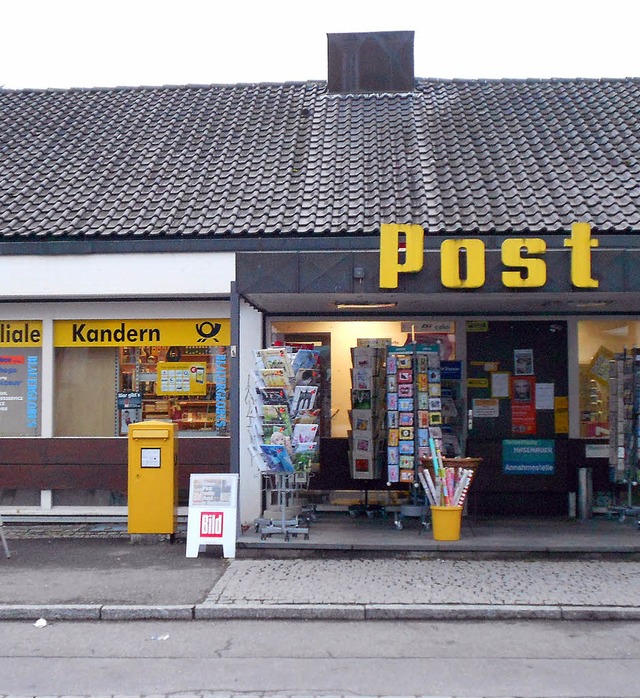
[{"left": 195, "top": 321, "right": 222, "bottom": 343}]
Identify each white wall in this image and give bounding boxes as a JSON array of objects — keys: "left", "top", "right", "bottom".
[
  {"left": 0, "top": 252, "right": 235, "bottom": 298},
  {"left": 237, "top": 300, "right": 264, "bottom": 524}
]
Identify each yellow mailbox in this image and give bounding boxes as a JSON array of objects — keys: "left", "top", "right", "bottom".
[{"left": 127, "top": 420, "right": 177, "bottom": 534}]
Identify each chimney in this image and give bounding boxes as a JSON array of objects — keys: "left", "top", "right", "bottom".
[{"left": 327, "top": 31, "right": 415, "bottom": 94}]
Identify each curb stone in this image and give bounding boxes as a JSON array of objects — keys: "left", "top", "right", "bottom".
[
  {"left": 194, "top": 603, "right": 365, "bottom": 620},
  {"left": 0, "top": 604, "right": 101, "bottom": 621},
  {"left": 363, "top": 603, "right": 564, "bottom": 620},
  {"left": 559, "top": 605, "right": 640, "bottom": 620},
  {"left": 2, "top": 603, "right": 640, "bottom": 622},
  {"left": 100, "top": 604, "right": 195, "bottom": 620}
]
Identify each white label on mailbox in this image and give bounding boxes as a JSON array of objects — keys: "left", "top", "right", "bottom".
[{"left": 141, "top": 447, "right": 161, "bottom": 468}]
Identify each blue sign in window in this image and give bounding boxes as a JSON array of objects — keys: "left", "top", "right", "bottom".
[{"left": 502, "top": 439, "right": 555, "bottom": 475}]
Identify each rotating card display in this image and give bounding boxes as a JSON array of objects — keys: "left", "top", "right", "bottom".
[
  {"left": 386, "top": 344, "right": 443, "bottom": 484},
  {"left": 348, "top": 340, "right": 389, "bottom": 480},
  {"left": 247, "top": 346, "right": 321, "bottom": 477}
]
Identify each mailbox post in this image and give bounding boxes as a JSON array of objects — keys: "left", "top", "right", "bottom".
[{"left": 128, "top": 420, "right": 177, "bottom": 535}]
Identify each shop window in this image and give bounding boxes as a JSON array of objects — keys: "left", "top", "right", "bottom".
[
  {"left": 0, "top": 347, "right": 42, "bottom": 437},
  {"left": 120, "top": 345, "right": 229, "bottom": 436},
  {"left": 54, "top": 344, "right": 230, "bottom": 437},
  {"left": 578, "top": 320, "right": 640, "bottom": 439},
  {"left": 54, "top": 346, "right": 116, "bottom": 436}
]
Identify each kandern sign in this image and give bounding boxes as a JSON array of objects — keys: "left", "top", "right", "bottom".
[{"left": 379, "top": 222, "right": 598, "bottom": 290}]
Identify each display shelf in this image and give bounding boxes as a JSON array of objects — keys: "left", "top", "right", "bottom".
[
  {"left": 348, "top": 342, "right": 387, "bottom": 482},
  {"left": 247, "top": 345, "right": 322, "bottom": 537},
  {"left": 385, "top": 343, "right": 454, "bottom": 529},
  {"left": 607, "top": 349, "right": 640, "bottom": 526}
]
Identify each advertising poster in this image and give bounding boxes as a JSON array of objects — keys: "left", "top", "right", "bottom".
[
  {"left": 156, "top": 361, "right": 207, "bottom": 395},
  {"left": 589, "top": 346, "right": 615, "bottom": 385},
  {"left": 491, "top": 371, "right": 511, "bottom": 398},
  {"left": 535, "top": 383, "right": 555, "bottom": 410},
  {"left": 117, "top": 391, "right": 142, "bottom": 435},
  {"left": 472, "top": 398, "right": 500, "bottom": 418},
  {"left": 511, "top": 375, "right": 536, "bottom": 435},
  {"left": 0, "top": 349, "right": 41, "bottom": 436},
  {"left": 186, "top": 473, "right": 239, "bottom": 558},
  {"left": 514, "top": 349, "right": 534, "bottom": 375},
  {"left": 554, "top": 396, "right": 569, "bottom": 434}
]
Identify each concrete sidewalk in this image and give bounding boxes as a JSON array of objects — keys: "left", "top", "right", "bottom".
[
  {"left": 2, "top": 520, "right": 640, "bottom": 622},
  {"left": 196, "top": 556, "right": 640, "bottom": 621}
]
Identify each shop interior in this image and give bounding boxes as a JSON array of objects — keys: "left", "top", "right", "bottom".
[
  {"left": 256, "top": 317, "right": 640, "bottom": 523},
  {"left": 267, "top": 319, "right": 461, "bottom": 513},
  {"left": 53, "top": 344, "right": 229, "bottom": 438}
]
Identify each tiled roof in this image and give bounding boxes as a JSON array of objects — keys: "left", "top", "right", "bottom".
[{"left": 1, "top": 78, "right": 639, "bottom": 240}]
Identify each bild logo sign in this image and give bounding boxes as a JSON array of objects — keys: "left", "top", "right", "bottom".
[{"left": 200, "top": 512, "right": 224, "bottom": 538}]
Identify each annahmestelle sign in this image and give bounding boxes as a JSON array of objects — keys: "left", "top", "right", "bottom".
[{"left": 502, "top": 439, "right": 555, "bottom": 475}]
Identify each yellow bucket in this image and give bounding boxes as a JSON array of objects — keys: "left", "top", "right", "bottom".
[{"left": 430, "top": 505, "right": 463, "bottom": 541}]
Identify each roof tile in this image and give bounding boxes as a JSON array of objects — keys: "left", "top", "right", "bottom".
[{"left": 2, "top": 79, "right": 640, "bottom": 240}]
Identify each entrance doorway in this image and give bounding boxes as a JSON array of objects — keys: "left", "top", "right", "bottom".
[{"left": 465, "top": 320, "right": 569, "bottom": 516}]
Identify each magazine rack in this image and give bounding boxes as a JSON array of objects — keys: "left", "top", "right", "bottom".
[
  {"left": 256, "top": 471, "right": 310, "bottom": 541},
  {"left": 0, "top": 513, "right": 10, "bottom": 558},
  {"left": 608, "top": 349, "right": 640, "bottom": 528}
]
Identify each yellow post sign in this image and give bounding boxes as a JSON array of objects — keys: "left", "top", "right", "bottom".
[
  {"left": 379, "top": 221, "right": 599, "bottom": 290},
  {"left": 0, "top": 321, "right": 42, "bottom": 347},
  {"left": 54, "top": 318, "right": 230, "bottom": 347},
  {"left": 379, "top": 223, "right": 424, "bottom": 288}
]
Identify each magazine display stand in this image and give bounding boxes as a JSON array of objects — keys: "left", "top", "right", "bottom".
[
  {"left": 608, "top": 349, "right": 640, "bottom": 527},
  {"left": 256, "top": 471, "right": 310, "bottom": 541},
  {"left": 348, "top": 341, "right": 388, "bottom": 516},
  {"left": 386, "top": 343, "right": 444, "bottom": 530},
  {"left": 440, "top": 360, "right": 465, "bottom": 457},
  {"left": 247, "top": 345, "right": 321, "bottom": 539}
]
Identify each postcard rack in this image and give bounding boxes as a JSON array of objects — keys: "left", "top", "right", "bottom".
[
  {"left": 255, "top": 472, "right": 310, "bottom": 541},
  {"left": 386, "top": 343, "right": 444, "bottom": 530},
  {"left": 607, "top": 349, "right": 640, "bottom": 528}
]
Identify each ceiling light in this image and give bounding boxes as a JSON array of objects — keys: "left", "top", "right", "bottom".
[
  {"left": 335, "top": 301, "right": 398, "bottom": 310},
  {"left": 604, "top": 325, "right": 629, "bottom": 336},
  {"left": 566, "top": 301, "right": 612, "bottom": 309}
]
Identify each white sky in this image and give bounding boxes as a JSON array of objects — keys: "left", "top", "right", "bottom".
[{"left": 2, "top": 0, "right": 639, "bottom": 90}]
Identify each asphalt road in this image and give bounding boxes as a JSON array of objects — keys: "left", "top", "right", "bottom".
[{"left": 2, "top": 619, "right": 640, "bottom": 697}]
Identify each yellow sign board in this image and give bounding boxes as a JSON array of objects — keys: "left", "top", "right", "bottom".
[
  {"left": 54, "top": 319, "right": 230, "bottom": 347},
  {"left": 156, "top": 362, "right": 207, "bottom": 396},
  {"left": 466, "top": 321, "right": 489, "bottom": 333},
  {"left": 555, "top": 396, "right": 569, "bottom": 434},
  {"left": 467, "top": 378, "right": 489, "bottom": 389},
  {"left": 0, "top": 321, "right": 43, "bottom": 347}
]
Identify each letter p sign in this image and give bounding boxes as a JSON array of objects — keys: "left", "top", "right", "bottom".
[{"left": 379, "top": 224, "right": 424, "bottom": 288}]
